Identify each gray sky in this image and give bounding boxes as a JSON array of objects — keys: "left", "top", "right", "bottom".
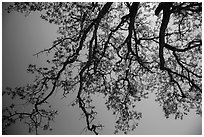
[{"left": 2, "top": 2, "right": 202, "bottom": 135}]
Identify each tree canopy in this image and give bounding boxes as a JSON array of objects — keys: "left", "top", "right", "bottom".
[{"left": 3, "top": 2, "right": 202, "bottom": 135}]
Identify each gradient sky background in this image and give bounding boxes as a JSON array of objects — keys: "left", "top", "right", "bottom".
[{"left": 2, "top": 2, "right": 202, "bottom": 135}]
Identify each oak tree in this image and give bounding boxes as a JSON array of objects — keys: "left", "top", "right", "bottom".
[{"left": 3, "top": 2, "right": 202, "bottom": 135}]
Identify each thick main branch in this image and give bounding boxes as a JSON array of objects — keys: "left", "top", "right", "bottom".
[{"left": 158, "top": 3, "right": 172, "bottom": 70}]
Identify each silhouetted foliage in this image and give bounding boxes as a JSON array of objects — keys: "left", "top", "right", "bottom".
[{"left": 3, "top": 2, "right": 202, "bottom": 135}]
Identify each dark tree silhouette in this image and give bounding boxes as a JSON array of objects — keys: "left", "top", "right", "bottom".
[{"left": 3, "top": 2, "right": 202, "bottom": 135}]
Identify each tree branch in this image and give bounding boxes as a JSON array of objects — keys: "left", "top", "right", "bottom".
[
  {"left": 164, "top": 39, "right": 201, "bottom": 52},
  {"left": 158, "top": 2, "right": 172, "bottom": 70}
]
